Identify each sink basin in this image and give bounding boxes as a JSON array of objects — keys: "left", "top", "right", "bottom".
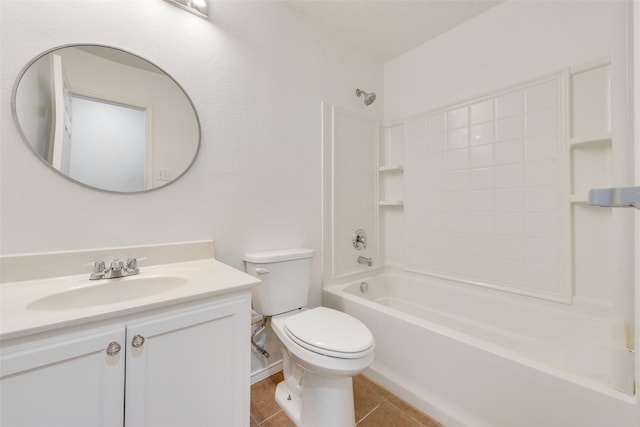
[{"left": 26, "top": 276, "right": 188, "bottom": 311}]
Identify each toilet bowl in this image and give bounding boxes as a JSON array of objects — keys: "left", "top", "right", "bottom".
[
  {"left": 272, "top": 307, "right": 374, "bottom": 377},
  {"left": 244, "top": 249, "right": 375, "bottom": 427},
  {"left": 271, "top": 307, "right": 374, "bottom": 427}
]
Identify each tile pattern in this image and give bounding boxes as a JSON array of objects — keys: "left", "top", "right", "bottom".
[
  {"left": 250, "top": 371, "right": 442, "bottom": 427},
  {"left": 405, "top": 75, "right": 566, "bottom": 301},
  {"left": 332, "top": 108, "right": 378, "bottom": 277}
]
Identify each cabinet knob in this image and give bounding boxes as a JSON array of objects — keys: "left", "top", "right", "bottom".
[
  {"left": 106, "top": 341, "right": 122, "bottom": 356},
  {"left": 131, "top": 334, "right": 146, "bottom": 348}
]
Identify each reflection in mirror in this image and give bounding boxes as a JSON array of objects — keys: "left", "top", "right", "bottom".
[{"left": 12, "top": 45, "right": 200, "bottom": 193}]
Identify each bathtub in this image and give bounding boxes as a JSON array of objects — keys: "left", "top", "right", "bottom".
[{"left": 323, "top": 272, "right": 639, "bottom": 427}]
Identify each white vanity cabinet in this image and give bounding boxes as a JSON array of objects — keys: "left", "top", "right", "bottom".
[
  {"left": 0, "top": 325, "right": 126, "bottom": 426},
  {"left": 124, "top": 294, "right": 250, "bottom": 427},
  {"left": 0, "top": 293, "right": 251, "bottom": 427}
]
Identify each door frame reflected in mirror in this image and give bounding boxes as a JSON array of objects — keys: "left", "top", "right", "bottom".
[{"left": 11, "top": 44, "right": 201, "bottom": 194}]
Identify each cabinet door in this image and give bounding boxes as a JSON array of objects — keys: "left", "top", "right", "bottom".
[
  {"left": 125, "top": 295, "right": 250, "bottom": 427},
  {"left": 1, "top": 326, "right": 125, "bottom": 427}
]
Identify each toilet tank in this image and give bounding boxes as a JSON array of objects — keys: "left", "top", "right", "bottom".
[{"left": 244, "top": 248, "right": 314, "bottom": 316}]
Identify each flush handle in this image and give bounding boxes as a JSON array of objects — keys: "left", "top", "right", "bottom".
[
  {"left": 255, "top": 267, "right": 270, "bottom": 275},
  {"left": 131, "top": 334, "right": 145, "bottom": 348}
]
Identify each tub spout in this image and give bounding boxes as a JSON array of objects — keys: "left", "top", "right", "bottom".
[{"left": 358, "top": 256, "right": 373, "bottom": 267}]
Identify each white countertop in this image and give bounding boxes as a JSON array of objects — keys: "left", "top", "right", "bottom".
[{"left": 0, "top": 258, "right": 261, "bottom": 341}]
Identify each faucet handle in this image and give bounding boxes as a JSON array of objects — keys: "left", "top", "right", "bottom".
[
  {"left": 89, "top": 261, "right": 106, "bottom": 280},
  {"left": 352, "top": 229, "right": 368, "bottom": 250},
  {"left": 126, "top": 257, "right": 146, "bottom": 275}
]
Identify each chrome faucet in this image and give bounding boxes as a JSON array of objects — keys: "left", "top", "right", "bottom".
[
  {"left": 357, "top": 256, "right": 373, "bottom": 267},
  {"left": 104, "top": 259, "right": 126, "bottom": 279},
  {"left": 90, "top": 261, "right": 106, "bottom": 279},
  {"left": 126, "top": 257, "right": 140, "bottom": 275},
  {"left": 89, "top": 258, "right": 142, "bottom": 280}
]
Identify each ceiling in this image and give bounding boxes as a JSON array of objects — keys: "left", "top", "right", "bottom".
[{"left": 287, "top": 0, "right": 503, "bottom": 62}]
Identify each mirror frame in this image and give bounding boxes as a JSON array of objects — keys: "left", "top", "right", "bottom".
[{"left": 11, "top": 43, "right": 202, "bottom": 194}]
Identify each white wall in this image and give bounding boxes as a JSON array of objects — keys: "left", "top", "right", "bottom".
[
  {"left": 385, "top": 0, "right": 624, "bottom": 121},
  {"left": 0, "top": 0, "right": 383, "bottom": 290},
  {"left": 1, "top": 0, "right": 383, "bottom": 378}
]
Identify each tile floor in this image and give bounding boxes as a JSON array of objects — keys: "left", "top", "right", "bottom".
[{"left": 250, "top": 371, "right": 443, "bottom": 426}]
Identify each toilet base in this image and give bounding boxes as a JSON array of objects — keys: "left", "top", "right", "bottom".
[{"left": 275, "top": 374, "right": 355, "bottom": 427}]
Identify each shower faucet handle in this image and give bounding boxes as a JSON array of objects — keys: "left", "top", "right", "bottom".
[{"left": 352, "top": 229, "right": 368, "bottom": 250}]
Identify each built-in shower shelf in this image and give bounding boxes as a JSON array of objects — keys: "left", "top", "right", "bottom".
[
  {"left": 379, "top": 200, "right": 404, "bottom": 206},
  {"left": 570, "top": 194, "right": 589, "bottom": 204},
  {"left": 379, "top": 164, "right": 404, "bottom": 173},
  {"left": 569, "top": 133, "right": 612, "bottom": 147}
]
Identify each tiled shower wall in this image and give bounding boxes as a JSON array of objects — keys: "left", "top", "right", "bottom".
[
  {"left": 327, "top": 62, "right": 626, "bottom": 315},
  {"left": 378, "top": 62, "right": 628, "bottom": 313},
  {"left": 405, "top": 76, "right": 567, "bottom": 300},
  {"left": 332, "top": 107, "right": 378, "bottom": 278}
]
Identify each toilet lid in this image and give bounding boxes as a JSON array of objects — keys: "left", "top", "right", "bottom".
[{"left": 283, "top": 307, "right": 374, "bottom": 359}]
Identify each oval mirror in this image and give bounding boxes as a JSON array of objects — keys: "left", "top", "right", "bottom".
[{"left": 12, "top": 45, "right": 200, "bottom": 193}]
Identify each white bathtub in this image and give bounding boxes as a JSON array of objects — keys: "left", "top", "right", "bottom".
[{"left": 323, "top": 273, "right": 639, "bottom": 427}]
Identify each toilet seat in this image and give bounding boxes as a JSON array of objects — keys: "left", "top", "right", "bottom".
[{"left": 283, "top": 307, "right": 374, "bottom": 359}]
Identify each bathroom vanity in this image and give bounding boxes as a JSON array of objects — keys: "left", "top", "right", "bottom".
[{"left": 0, "top": 248, "right": 260, "bottom": 427}]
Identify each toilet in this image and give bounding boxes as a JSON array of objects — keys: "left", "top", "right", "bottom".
[{"left": 244, "top": 248, "right": 374, "bottom": 427}]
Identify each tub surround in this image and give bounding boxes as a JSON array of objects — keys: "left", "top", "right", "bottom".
[
  {"left": 322, "top": 3, "right": 637, "bottom": 422},
  {"left": 374, "top": 6, "right": 637, "bottom": 417}
]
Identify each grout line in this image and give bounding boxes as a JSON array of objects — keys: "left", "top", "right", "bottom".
[
  {"left": 256, "top": 409, "right": 285, "bottom": 426},
  {"left": 356, "top": 394, "right": 390, "bottom": 425},
  {"left": 386, "top": 397, "right": 439, "bottom": 427},
  {"left": 387, "top": 400, "right": 422, "bottom": 427},
  {"left": 356, "top": 401, "right": 385, "bottom": 425}
]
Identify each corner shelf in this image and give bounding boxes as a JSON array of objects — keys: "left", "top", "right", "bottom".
[
  {"left": 569, "top": 132, "right": 612, "bottom": 206},
  {"left": 379, "top": 163, "right": 404, "bottom": 208},
  {"left": 379, "top": 164, "right": 404, "bottom": 173},
  {"left": 379, "top": 200, "right": 404, "bottom": 207},
  {"left": 570, "top": 194, "right": 589, "bottom": 204},
  {"left": 569, "top": 133, "right": 612, "bottom": 147}
]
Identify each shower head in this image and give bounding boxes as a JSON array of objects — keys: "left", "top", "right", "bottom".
[{"left": 356, "top": 89, "right": 376, "bottom": 106}]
